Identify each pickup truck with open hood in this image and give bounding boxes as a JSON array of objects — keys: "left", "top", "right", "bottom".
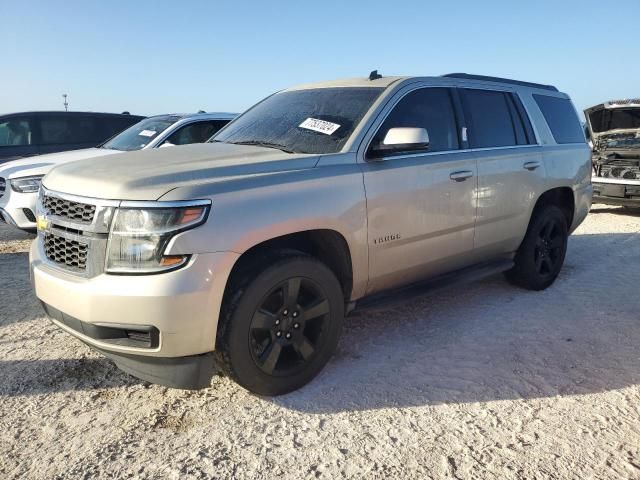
[{"left": 586, "top": 99, "right": 640, "bottom": 207}]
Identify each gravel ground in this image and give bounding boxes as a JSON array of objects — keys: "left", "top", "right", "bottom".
[{"left": 1, "top": 206, "right": 640, "bottom": 480}]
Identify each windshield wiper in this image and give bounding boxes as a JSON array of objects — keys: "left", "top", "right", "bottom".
[{"left": 229, "top": 140, "right": 296, "bottom": 154}]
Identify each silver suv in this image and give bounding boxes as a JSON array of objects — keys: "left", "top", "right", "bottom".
[{"left": 30, "top": 73, "right": 592, "bottom": 395}]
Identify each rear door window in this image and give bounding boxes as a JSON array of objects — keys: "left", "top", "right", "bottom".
[
  {"left": 0, "top": 117, "right": 35, "bottom": 146},
  {"left": 460, "top": 89, "right": 525, "bottom": 148},
  {"left": 369, "top": 87, "right": 459, "bottom": 155},
  {"left": 533, "top": 94, "right": 585, "bottom": 144},
  {"left": 165, "top": 120, "right": 230, "bottom": 146}
]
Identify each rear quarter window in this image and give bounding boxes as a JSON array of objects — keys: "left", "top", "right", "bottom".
[{"left": 533, "top": 95, "right": 584, "bottom": 144}]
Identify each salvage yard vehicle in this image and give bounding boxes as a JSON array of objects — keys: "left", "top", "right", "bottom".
[
  {"left": 586, "top": 99, "right": 640, "bottom": 207},
  {"left": 0, "top": 112, "right": 236, "bottom": 231},
  {"left": 0, "top": 111, "right": 144, "bottom": 163},
  {"left": 30, "top": 73, "right": 592, "bottom": 395}
]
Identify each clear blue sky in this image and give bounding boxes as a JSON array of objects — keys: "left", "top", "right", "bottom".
[{"left": 1, "top": 0, "right": 637, "bottom": 118}]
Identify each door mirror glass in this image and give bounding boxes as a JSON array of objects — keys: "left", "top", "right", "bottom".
[{"left": 370, "top": 127, "right": 430, "bottom": 158}]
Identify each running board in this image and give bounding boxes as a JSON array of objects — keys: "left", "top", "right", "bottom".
[{"left": 353, "top": 258, "right": 514, "bottom": 312}]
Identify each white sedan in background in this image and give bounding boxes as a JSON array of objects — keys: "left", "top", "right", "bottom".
[{"left": 0, "top": 112, "right": 236, "bottom": 231}]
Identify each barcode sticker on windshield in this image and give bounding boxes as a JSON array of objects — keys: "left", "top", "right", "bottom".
[
  {"left": 138, "top": 130, "right": 156, "bottom": 137},
  {"left": 299, "top": 118, "right": 341, "bottom": 135}
]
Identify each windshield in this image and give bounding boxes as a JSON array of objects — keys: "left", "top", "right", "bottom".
[
  {"left": 213, "top": 87, "right": 383, "bottom": 154},
  {"left": 589, "top": 108, "right": 640, "bottom": 133},
  {"left": 102, "top": 116, "right": 180, "bottom": 151}
]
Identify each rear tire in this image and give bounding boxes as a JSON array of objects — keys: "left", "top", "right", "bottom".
[
  {"left": 216, "top": 252, "right": 344, "bottom": 396},
  {"left": 505, "top": 205, "right": 568, "bottom": 291}
]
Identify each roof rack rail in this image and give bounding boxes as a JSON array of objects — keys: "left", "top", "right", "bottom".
[{"left": 442, "top": 73, "right": 558, "bottom": 92}]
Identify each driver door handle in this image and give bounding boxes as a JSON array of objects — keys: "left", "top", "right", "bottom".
[
  {"left": 524, "top": 161, "right": 542, "bottom": 171},
  {"left": 449, "top": 170, "right": 474, "bottom": 182}
]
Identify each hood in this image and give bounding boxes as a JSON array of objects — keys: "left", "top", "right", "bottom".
[
  {"left": 43, "top": 143, "right": 319, "bottom": 201},
  {"left": 0, "top": 148, "right": 119, "bottom": 179},
  {"left": 585, "top": 102, "right": 640, "bottom": 158},
  {"left": 585, "top": 101, "right": 640, "bottom": 138}
]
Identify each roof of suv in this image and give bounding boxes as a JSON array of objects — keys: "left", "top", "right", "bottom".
[
  {"left": 0, "top": 111, "right": 143, "bottom": 118},
  {"left": 286, "top": 73, "right": 560, "bottom": 93},
  {"left": 286, "top": 76, "right": 408, "bottom": 90}
]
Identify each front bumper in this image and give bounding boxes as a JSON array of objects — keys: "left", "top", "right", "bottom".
[
  {"left": 30, "top": 241, "right": 239, "bottom": 387},
  {"left": 41, "top": 302, "right": 215, "bottom": 389},
  {"left": 592, "top": 177, "right": 640, "bottom": 207},
  {"left": 0, "top": 188, "right": 38, "bottom": 230}
]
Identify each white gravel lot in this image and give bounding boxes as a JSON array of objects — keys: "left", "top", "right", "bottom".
[{"left": 1, "top": 206, "right": 640, "bottom": 480}]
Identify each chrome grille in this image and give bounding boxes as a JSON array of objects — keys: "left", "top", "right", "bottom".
[
  {"left": 0, "top": 177, "right": 5, "bottom": 199},
  {"left": 38, "top": 188, "right": 116, "bottom": 278},
  {"left": 43, "top": 195, "right": 96, "bottom": 223},
  {"left": 44, "top": 233, "right": 88, "bottom": 270}
]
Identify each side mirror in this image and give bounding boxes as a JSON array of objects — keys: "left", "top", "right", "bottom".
[
  {"left": 369, "top": 127, "right": 430, "bottom": 159},
  {"left": 160, "top": 142, "right": 175, "bottom": 148}
]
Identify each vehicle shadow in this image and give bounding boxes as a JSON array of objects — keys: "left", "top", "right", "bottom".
[
  {"left": 1, "top": 232, "right": 639, "bottom": 407},
  {"left": 0, "top": 252, "right": 44, "bottom": 326},
  {"left": 590, "top": 204, "right": 640, "bottom": 217},
  {"left": 0, "top": 358, "right": 142, "bottom": 396},
  {"left": 0, "top": 222, "right": 36, "bottom": 243},
  {"left": 273, "top": 232, "right": 640, "bottom": 413}
]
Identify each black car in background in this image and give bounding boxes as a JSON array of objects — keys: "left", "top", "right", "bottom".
[{"left": 0, "top": 111, "right": 145, "bottom": 163}]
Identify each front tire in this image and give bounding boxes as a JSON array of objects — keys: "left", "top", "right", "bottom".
[
  {"left": 505, "top": 205, "right": 568, "bottom": 291},
  {"left": 216, "top": 252, "right": 344, "bottom": 396}
]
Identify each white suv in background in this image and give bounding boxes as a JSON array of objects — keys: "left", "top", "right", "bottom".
[{"left": 0, "top": 112, "right": 236, "bottom": 231}]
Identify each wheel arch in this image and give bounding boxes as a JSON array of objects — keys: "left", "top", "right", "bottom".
[
  {"left": 532, "top": 186, "right": 575, "bottom": 229},
  {"left": 223, "top": 229, "right": 355, "bottom": 306}
]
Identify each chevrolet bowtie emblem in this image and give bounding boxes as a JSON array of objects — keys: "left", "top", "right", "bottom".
[{"left": 36, "top": 216, "right": 49, "bottom": 231}]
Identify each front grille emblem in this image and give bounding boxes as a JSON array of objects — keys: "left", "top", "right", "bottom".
[{"left": 36, "top": 215, "right": 49, "bottom": 232}]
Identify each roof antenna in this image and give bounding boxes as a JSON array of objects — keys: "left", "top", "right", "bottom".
[{"left": 369, "top": 70, "right": 382, "bottom": 81}]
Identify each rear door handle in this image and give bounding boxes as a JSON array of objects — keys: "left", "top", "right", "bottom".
[
  {"left": 449, "top": 170, "right": 474, "bottom": 182},
  {"left": 524, "top": 161, "right": 542, "bottom": 171}
]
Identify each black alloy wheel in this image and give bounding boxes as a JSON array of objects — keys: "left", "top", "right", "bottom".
[
  {"left": 249, "top": 277, "right": 330, "bottom": 376},
  {"left": 216, "top": 252, "right": 344, "bottom": 396},
  {"left": 533, "top": 217, "right": 564, "bottom": 277},
  {"left": 505, "top": 204, "right": 568, "bottom": 291}
]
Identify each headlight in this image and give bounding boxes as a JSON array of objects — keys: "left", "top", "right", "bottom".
[
  {"left": 106, "top": 201, "right": 210, "bottom": 274},
  {"left": 10, "top": 175, "right": 44, "bottom": 193}
]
